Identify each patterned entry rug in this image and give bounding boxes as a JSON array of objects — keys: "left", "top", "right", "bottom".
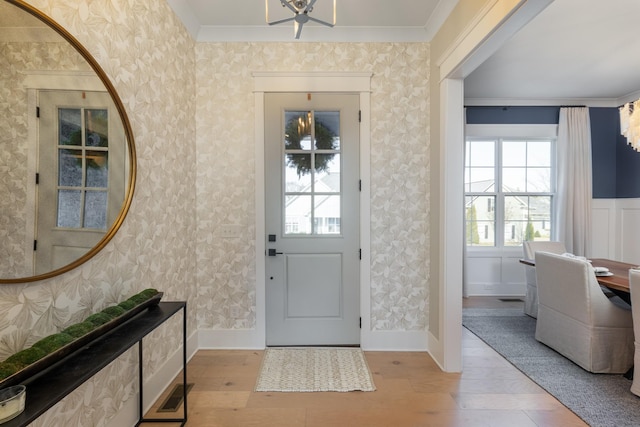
[{"left": 255, "top": 347, "right": 376, "bottom": 392}]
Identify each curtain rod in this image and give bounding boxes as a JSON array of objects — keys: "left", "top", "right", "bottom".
[{"left": 464, "top": 105, "right": 586, "bottom": 109}]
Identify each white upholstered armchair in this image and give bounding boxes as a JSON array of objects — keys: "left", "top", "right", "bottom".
[
  {"left": 630, "top": 268, "right": 640, "bottom": 395},
  {"left": 522, "top": 241, "right": 567, "bottom": 318},
  {"left": 535, "top": 251, "right": 634, "bottom": 374}
]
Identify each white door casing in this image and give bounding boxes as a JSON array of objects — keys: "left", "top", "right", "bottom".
[
  {"left": 250, "top": 72, "right": 372, "bottom": 350},
  {"left": 36, "top": 90, "right": 125, "bottom": 275}
]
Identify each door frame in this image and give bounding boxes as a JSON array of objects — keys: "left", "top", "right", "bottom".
[{"left": 253, "top": 72, "right": 372, "bottom": 347}]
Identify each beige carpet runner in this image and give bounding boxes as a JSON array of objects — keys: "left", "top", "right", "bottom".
[{"left": 255, "top": 347, "right": 376, "bottom": 392}]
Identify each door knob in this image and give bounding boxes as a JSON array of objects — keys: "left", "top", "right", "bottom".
[{"left": 268, "top": 248, "right": 283, "bottom": 256}]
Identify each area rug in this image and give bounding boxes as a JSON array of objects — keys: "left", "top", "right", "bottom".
[
  {"left": 463, "top": 308, "right": 640, "bottom": 427},
  {"left": 255, "top": 347, "right": 376, "bottom": 392}
]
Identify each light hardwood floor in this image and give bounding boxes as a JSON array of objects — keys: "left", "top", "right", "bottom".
[{"left": 143, "top": 298, "right": 586, "bottom": 427}]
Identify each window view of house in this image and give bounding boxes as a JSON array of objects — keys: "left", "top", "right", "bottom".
[
  {"left": 284, "top": 110, "right": 342, "bottom": 236},
  {"left": 465, "top": 138, "right": 554, "bottom": 247}
]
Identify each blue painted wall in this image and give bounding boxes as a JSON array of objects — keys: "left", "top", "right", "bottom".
[{"left": 466, "top": 106, "right": 640, "bottom": 198}]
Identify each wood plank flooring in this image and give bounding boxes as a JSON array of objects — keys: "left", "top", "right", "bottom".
[{"left": 142, "top": 298, "right": 587, "bottom": 426}]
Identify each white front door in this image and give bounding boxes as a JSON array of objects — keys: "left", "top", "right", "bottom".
[
  {"left": 265, "top": 93, "right": 360, "bottom": 346},
  {"left": 36, "top": 90, "right": 125, "bottom": 274}
]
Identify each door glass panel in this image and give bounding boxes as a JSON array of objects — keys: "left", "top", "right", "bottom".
[
  {"left": 283, "top": 109, "right": 342, "bottom": 236},
  {"left": 314, "top": 154, "right": 340, "bottom": 193},
  {"left": 85, "top": 109, "right": 109, "bottom": 147},
  {"left": 314, "top": 111, "right": 340, "bottom": 150},
  {"left": 284, "top": 111, "right": 312, "bottom": 150},
  {"left": 57, "top": 190, "right": 81, "bottom": 227},
  {"left": 59, "top": 108, "right": 82, "bottom": 146},
  {"left": 86, "top": 151, "right": 108, "bottom": 188},
  {"left": 84, "top": 191, "right": 108, "bottom": 229},
  {"left": 56, "top": 106, "right": 110, "bottom": 230},
  {"left": 58, "top": 149, "right": 82, "bottom": 186},
  {"left": 285, "top": 194, "right": 312, "bottom": 234},
  {"left": 314, "top": 195, "right": 340, "bottom": 234},
  {"left": 285, "top": 154, "right": 312, "bottom": 191}
]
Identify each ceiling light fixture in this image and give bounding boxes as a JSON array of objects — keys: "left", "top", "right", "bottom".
[
  {"left": 266, "top": 0, "right": 336, "bottom": 39},
  {"left": 620, "top": 100, "right": 640, "bottom": 151}
]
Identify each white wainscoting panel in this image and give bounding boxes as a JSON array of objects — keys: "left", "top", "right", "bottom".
[
  {"left": 591, "top": 199, "right": 616, "bottom": 259},
  {"left": 465, "top": 250, "right": 526, "bottom": 296},
  {"left": 618, "top": 199, "right": 640, "bottom": 264},
  {"left": 465, "top": 198, "right": 639, "bottom": 297}
]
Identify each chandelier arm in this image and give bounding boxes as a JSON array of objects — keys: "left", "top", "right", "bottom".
[
  {"left": 305, "top": 0, "right": 319, "bottom": 13},
  {"left": 281, "top": 0, "right": 299, "bottom": 14}
]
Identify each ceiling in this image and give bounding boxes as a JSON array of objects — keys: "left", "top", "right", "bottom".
[
  {"left": 168, "top": 0, "right": 640, "bottom": 107},
  {"left": 166, "top": 0, "right": 458, "bottom": 42},
  {"left": 464, "top": 0, "right": 640, "bottom": 106}
]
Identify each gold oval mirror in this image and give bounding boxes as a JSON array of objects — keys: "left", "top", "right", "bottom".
[{"left": 0, "top": 0, "right": 136, "bottom": 283}]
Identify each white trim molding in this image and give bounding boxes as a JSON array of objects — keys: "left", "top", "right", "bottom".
[
  {"left": 253, "top": 72, "right": 373, "bottom": 93},
  {"left": 466, "top": 124, "right": 558, "bottom": 138},
  {"left": 252, "top": 71, "right": 376, "bottom": 349}
]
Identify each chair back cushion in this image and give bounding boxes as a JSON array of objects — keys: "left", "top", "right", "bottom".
[
  {"left": 523, "top": 241, "right": 567, "bottom": 260},
  {"left": 630, "top": 269, "right": 640, "bottom": 341},
  {"left": 535, "top": 251, "right": 598, "bottom": 324}
]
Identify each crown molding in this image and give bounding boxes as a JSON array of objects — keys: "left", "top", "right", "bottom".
[
  {"left": 464, "top": 97, "right": 622, "bottom": 108},
  {"left": 195, "top": 25, "right": 431, "bottom": 42}
]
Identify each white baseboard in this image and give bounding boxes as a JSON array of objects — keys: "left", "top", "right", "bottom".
[
  {"left": 197, "top": 328, "right": 427, "bottom": 351},
  {"left": 198, "top": 328, "right": 265, "bottom": 349},
  {"left": 361, "top": 329, "right": 428, "bottom": 351}
]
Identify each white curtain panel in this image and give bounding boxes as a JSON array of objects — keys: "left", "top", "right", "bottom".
[{"left": 556, "top": 107, "right": 592, "bottom": 256}]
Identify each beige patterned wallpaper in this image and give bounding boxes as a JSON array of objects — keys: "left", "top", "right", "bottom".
[
  {"left": 195, "top": 42, "right": 430, "bottom": 332},
  {"left": 4, "top": 1, "right": 198, "bottom": 426},
  {"left": 1, "top": 1, "right": 430, "bottom": 425}
]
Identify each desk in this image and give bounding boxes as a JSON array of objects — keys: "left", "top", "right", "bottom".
[{"left": 3, "top": 301, "right": 187, "bottom": 427}]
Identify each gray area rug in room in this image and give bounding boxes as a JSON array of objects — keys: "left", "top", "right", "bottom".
[
  {"left": 463, "top": 308, "right": 640, "bottom": 427},
  {"left": 255, "top": 347, "right": 376, "bottom": 393}
]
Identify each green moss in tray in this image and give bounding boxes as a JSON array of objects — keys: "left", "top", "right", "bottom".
[
  {"left": 62, "top": 321, "right": 96, "bottom": 338},
  {"left": 127, "top": 289, "right": 158, "bottom": 305},
  {"left": 85, "top": 312, "right": 112, "bottom": 326},
  {"left": 0, "top": 362, "right": 22, "bottom": 380},
  {"left": 32, "top": 333, "right": 75, "bottom": 353},
  {"left": 0, "top": 288, "right": 162, "bottom": 383},
  {"left": 139, "top": 288, "right": 158, "bottom": 299},
  {"left": 118, "top": 300, "right": 136, "bottom": 311},
  {"left": 102, "top": 305, "right": 126, "bottom": 318},
  {"left": 4, "top": 347, "right": 47, "bottom": 367}
]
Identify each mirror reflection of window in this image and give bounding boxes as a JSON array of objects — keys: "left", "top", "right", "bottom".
[{"left": 56, "top": 108, "right": 109, "bottom": 230}]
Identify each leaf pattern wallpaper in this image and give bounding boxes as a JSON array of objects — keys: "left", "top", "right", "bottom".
[
  {"left": 2, "top": 0, "right": 430, "bottom": 425},
  {"left": 4, "top": 0, "right": 198, "bottom": 426},
  {"left": 195, "top": 42, "right": 430, "bottom": 332}
]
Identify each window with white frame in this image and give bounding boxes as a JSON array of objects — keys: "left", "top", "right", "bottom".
[{"left": 465, "top": 137, "right": 555, "bottom": 247}]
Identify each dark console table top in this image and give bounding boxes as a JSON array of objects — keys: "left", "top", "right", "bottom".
[{"left": 3, "top": 301, "right": 186, "bottom": 427}]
